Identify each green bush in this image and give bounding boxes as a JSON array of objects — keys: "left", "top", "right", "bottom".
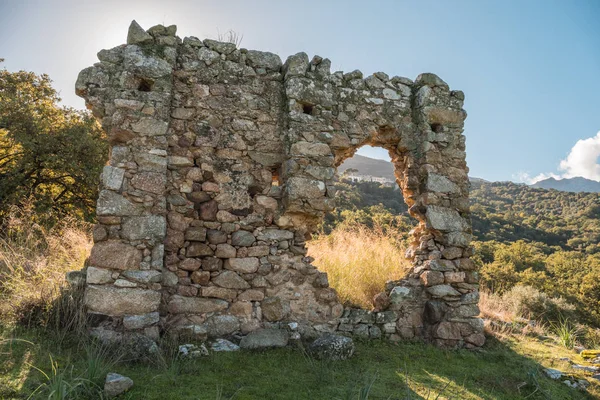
[{"left": 502, "top": 285, "right": 575, "bottom": 323}]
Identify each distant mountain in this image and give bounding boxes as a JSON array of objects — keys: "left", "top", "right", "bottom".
[
  {"left": 338, "top": 154, "right": 489, "bottom": 183},
  {"left": 532, "top": 177, "right": 600, "bottom": 193},
  {"left": 338, "top": 155, "right": 395, "bottom": 180},
  {"left": 339, "top": 155, "right": 600, "bottom": 193}
]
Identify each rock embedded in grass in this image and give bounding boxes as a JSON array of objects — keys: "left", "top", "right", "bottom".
[
  {"left": 210, "top": 338, "right": 240, "bottom": 352},
  {"left": 239, "top": 329, "right": 289, "bottom": 350},
  {"left": 104, "top": 372, "right": 133, "bottom": 398},
  {"left": 308, "top": 334, "right": 355, "bottom": 361}
]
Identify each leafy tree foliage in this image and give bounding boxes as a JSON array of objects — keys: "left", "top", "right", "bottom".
[{"left": 0, "top": 67, "right": 107, "bottom": 222}]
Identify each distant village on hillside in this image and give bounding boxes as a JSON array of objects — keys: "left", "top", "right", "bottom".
[{"left": 343, "top": 172, "right": 395, "bottom": 187}]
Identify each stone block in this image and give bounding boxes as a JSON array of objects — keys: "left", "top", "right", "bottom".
[
  {"left": 225, "top": 258, "right": 259, "bottom": 274},
  {"left": 213, "top": 270, "right": 250, "bottom": 289},
  {"left": 167, "top": 295, "right": 228, "bottom": 314},
  {"left": 85, "top": 286, "right": 160, "bottom": 315},
  {"left": 122, "top": 216, "right": 166, "bottom": 240},
  {"left": 89, "top": 241, "right": 141, "bottom": 270}
]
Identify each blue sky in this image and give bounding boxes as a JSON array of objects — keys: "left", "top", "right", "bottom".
[{"left": 1, "top": 0, "right": 599, "bottom": 182}]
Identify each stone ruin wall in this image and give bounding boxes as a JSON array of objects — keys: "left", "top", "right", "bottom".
[{"left": 75, "top": 21, "right": 484, "bottom": 349}]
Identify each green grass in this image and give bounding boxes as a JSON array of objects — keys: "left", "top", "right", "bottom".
[{"left": 1, "top": 327, "right": 599, "bottom": 400}]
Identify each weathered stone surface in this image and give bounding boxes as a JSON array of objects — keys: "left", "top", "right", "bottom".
[
  {"left": 426, "top": 206, "right": 468, "bottom": 232},
  {"left": 187, "top": 242, "right": 214, "bottom": 257},
  {"left": 131, "top": 118, "right": 169, "bottom": 136},
  {"left": 122, "top": 270, "right": 162, "bottom": 284},
  {"left": 185, "top": 227, "right": 207, "bottom": 241},
  {"left": 229, "top": 231, "right": 253, "bottom": 247},
  {"left": 442, "top": 247, "right": 463, "bottom": 260},
  {"left": 122, "top": 216, "right": 166, "bottom": 240},
  {"left": 225, "top": 257, "right": 259, "bottom": 273},
  {"left": 179, "top": 258, "right": 202, "bottom": 271},
  {"left": 210, "top": 338, "right": 240, "bottom": 352},
  {"left": 191, "top": 270, "right": 211, "bottom": 285},
  {"left": 261, "top": 297, "right": 289, "bottom": 321},
  {"left": 85, "top": 286, "right": 160, "bottom": 315},
  {"left": 213, "top": 270, "right": 250, "bottom": 289},
  {"left": 202, "top": 286, "right": 237, "bottom": 301},
  {"left": 420, "top": 271, "right": 444, "bottom": 287},
  {"left": 104, "top": 372, "right": 133, "bottom": 398},
  {"left": 308, "top": 334, "right": 355, "bottom": 360},
  {"left": 215, "top": 243, "right": 237, "bottom": 258},
  {"left": 127, "top": 20, "right": 152, "bottom": 45},
  {"left": 202, "top": 258, "right": 223, "bottom": 271},
  {"left": 240, "top": 329, "right": 289, "bottom": 350},
  {"left": 131, "top": 172, "right": 166, "bottom": 194},
  {"left": 238, "top": 289, "right": 265, "bottom": 301},
  {"left": 89, "top": 241, "right": 141, "bottom": 270},
  {"left": 257, "top": 229, "right": 294, "bottom": 241},
  {"left": 123, "top": 312, "right": 160, "bottom": 330},
  {"left": 167, "top": 295, "right": 228, "bottom": 314},
  {"left": 101, "top": 166, "right": 125, "bottom": 191},
  {"left": 96, "top": 191, "right": 142, "bottom": 216},
  {"left": 246, "top": 50, "right": 282, "bottom": 71},
  {"left": 426, "top": 284, "right": 461, "bottom": 298},
  {"left": 389, "top": 286, "right": 412, "bottom": 304},
  {"left": 284, "top": 52, "right": 309, "bottom": 77},
  {"left": 285, "top": 177, "right": 326, "bottom": 199},
  {"left": 426, "top": 174, "right": 459, "bottom": 194},
  {"left": 86, "top": 266, "right": 113, "bottom": 284},
  {"left": 205, "top": 315, "right": 240, "bottom": 337},
  {"left": 427, "top": 259, "right": 456, "bottom": 272},
  {"left": 200, "top": 200, "right": 218, "bottom": 221},
  {"left": 207, "top": 229, "right": 228, "bottom": 244},
  {"left": 433, "top": 321, "right": 462, "bottom": 340}
]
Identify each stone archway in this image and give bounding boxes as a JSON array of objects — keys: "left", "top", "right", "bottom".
[{"left": 76, "top": 20, "right": 483, "bottom": 348}]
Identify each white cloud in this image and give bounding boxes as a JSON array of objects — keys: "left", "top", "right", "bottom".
[
  {"left": 515, "top": 131, "right": 600, "bottom": 184},
  {"left": 558, "top": 131, "right": 600, "bottom": 181},
  {"left": 513, "top": 171, "right": 560, "bottom": 185}
]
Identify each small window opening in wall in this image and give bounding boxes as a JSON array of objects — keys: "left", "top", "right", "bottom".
[
  {"left": 271, "top": 168, "right": 281, "bottom": 186},
  {"left": 138, "top": 78, "right": 154, "bottom": 92},
  {"left": 302, "top": 103, "right": 314, "bottom": 115},
  {"left": 430, "top": 123, "right": 443, "bottom": 133}
]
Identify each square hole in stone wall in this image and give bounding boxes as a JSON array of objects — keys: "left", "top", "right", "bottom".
[{"left": 138, "top": 78, "right": 154, "bottom": 92}]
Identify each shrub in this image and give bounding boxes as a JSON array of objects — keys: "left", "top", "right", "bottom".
[
  {"left": 307, "top": 224, "right": 411, "bottom": 308},
  {"left": 501, "top": 285, "right": 575, "bottom": 323},
  {"left": 0, "top": 205, "right": 91, "bottom": 334}
]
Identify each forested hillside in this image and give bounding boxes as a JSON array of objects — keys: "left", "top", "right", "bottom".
[
  {"left": 327, "top": 178, "right": 600, "bottom": 327},
  {"left": 327, "top": 179, "right": 600, "bottom": 254},
  {"left": 470, "top": 180, "right": 600, "bottom": 253}
]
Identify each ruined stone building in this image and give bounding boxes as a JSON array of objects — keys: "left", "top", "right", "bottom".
[{"left": 75, "top": 21, "right": 483, "bottom": 348}]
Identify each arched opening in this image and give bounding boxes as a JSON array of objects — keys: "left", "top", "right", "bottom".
[{"left": 306, "top": 145, "right": 417, "bottom": 310}]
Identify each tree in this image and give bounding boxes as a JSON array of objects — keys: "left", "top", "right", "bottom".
[{"left": 0, "top": 66, "right": 107, "bottom": 222}]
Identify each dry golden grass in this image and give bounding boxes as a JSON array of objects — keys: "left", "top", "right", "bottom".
[
  {"left": 307, "top": 224, "right": 411, "bottom": 309},
  {"left": 0, "top": 205, "right": 92, "bottom": 327},
  {"left": 479, "top": 290, "right": 514, "bottom": 323}
]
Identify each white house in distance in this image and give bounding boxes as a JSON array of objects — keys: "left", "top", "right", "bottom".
[{"left": 344, "top": 173, "right": 395, "bottom": 187}]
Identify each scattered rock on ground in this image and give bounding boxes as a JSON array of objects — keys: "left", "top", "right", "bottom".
[
  {"left": 179, "top": 343, "right": 208, "bottom": 358},
  {"left": 104, "top": 373, "right": 133, "bottom": 397},
  {"left": 572, "top": 364, "right": 600, "bottom": 373},
  {"left": 544, "top": 368, "right": 563, "bottom": 380},
  {"left": 239, "top": 329, "right": 289, "bottom": 350},
  {"left": 563, "top": 378, "right": 589, "bottom": 390},
  {"left": 308, "top": 334, "right": 355, "bottom": 361},
  {"left": 209, "top": 338, "right": 240, "bottom": 352}
]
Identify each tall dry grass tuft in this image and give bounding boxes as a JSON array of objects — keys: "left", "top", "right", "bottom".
[
  {"left": 0, "top": 204, "right": 92, "bottom": 333},
  {"left": 307, "top": 224, "right": 411, "bottom": 309}
]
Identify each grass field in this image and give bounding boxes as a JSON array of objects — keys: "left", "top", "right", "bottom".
[{"left": 1, "top": 326, "right": 598, "bottom": 399}]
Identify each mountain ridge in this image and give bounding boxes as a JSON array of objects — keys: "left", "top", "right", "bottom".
[
  {"left": 339, "top": 154, "right": 600, "bottom": 193},
  {"left": 532, "top": 176, "right": 600, "bottom": 193}
]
